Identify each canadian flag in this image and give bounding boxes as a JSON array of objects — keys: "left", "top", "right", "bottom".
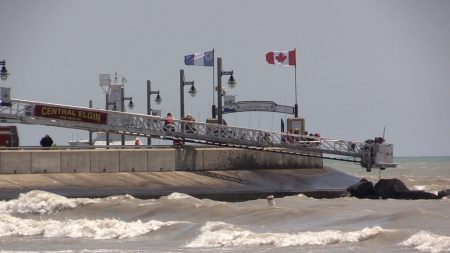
[{"left": 266, "top": 49, "right": 296, "bottom": 66}]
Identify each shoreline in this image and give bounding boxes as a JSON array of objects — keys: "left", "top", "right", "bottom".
[{"left": 0, "top": 187, "right": 348, "bottom": 201}]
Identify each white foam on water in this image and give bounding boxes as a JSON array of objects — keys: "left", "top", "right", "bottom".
[
  {"left": 0, "top": 251, "right": 145, "bottom": 253},
  {"left": 102, "top": 194, "right": 136, "bottom": 201},
  {"left": 0, "top": 214, "right": 187, "bottom": 239},
  {"left": 0, "top": 190, "right": 96, "bottom": 214},
  {"left": 186, "top": 221, "right": 387, "bottom": 248},
  {"left": 401, "top": 231, "right": 450, "bottom": 253},
  {"left": 411, "top": 185, "right": 440, "bottom": 195},
  {"left": 0, "top": 251, "right": 74, "bottom": 253},
  {"left": 412, "top": 185, "right": 427, "bottom": 191},
  {"left": 296, "top": 194, "right": 316, "bottom": 200},
  {"left": 166, "top": 192, "right": 196, "bottom": 200}
]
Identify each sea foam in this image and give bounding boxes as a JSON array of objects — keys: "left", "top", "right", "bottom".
[
  {"left": 0, "top": 190, "right": 96, "bottom": 214},
  {"left": 411, "top": 185, "right": 440, "bottom": 195},
  {"left": 401, "top": 231, "right": 450, "bottom": 253},
  {"left": 166, "top": 192, "right": 197, "bottom": 200},
  {"left": 0, "top": 214, "right": 187, "bottom": 239},
  {"left": 186, "top": 221, "right": 387, "bottom": 248}
]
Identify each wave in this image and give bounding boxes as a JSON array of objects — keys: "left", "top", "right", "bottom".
[
  {"left": 102, "top": 194, "right": 136, "bottom": 201},
  {"left": 186, "top": 221, "right": 389, "bottom": 248},
  {"left": 0, "top": 214, "right": 188, "bottom": 239},
  {"left": 401, "top": 231, "right": 450, "bottom": 253},
  {"left": 166, "top": 192, "right": 198, "bottom": 200},
  {"left": 0, "top": 251, "right": 148, "bottom": 253},
  {"left": 0, "top": 190, "right": 96, "bottom": 214}
]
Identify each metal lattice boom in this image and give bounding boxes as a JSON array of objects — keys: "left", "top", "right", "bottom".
[{"left": 0, "top": 99, "right": 396, "bottom": 171}]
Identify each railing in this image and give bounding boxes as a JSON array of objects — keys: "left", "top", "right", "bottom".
[{"left": 0, "top": 98, "right": 395, "bottom": 170}]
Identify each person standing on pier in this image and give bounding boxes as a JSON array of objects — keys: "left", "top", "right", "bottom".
[
  {"left": 40, "top": 134, "right": 53, "bottom": 147},
  {"left": 164, "top": 112, "right": 175, "bottom": 132},
  {"left": 135, "top": 137, "right": 143, "bottom": 145}
]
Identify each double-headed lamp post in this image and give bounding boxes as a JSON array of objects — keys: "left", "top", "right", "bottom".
[
  {"left": 147, "top": 80, "right": 162, "bottom": 146},
  {"left": 217, "top": 57, "right": 236, "bottom": 125},
  {"left": 120, "top": 87, "right": 134, "bottom": 146},
  {"left": 0, "top": 60, "right": 9, "bottom": 81},
  {"left": 102, "top": 73, "right": 134, "bottom": 146},
  {"left": 106, "top": 89, "right": 134, "bottom": 145},
  {"left": 180, "top": 69, "right": 196, "bottom": 119}
]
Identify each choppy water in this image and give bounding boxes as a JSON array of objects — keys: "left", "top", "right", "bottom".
[{"left": 1, "top": 157, "right": 449, "bottom": 253}]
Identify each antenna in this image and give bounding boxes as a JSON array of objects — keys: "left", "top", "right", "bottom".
[{"left": 379, "top": 126, "right": 387, "bottom": 180}]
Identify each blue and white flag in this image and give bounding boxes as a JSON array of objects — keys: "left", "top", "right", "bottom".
[{"left": 184, "top": 50, "right": 214, "bottom": 67}]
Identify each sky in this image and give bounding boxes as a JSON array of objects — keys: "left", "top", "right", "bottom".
[{"left": 0, "top": 0, "right": 449, "bottom": 156}]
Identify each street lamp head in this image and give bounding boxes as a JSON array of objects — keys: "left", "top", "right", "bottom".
[
  {"left": 227, "top": 74, "right": 236, "bottom": 89},
  {"left": 0, "top": 61, "right": 8, "bottom": 81},
  {"left": 188, "top": 85, "right": 197, "bottom": 97},
  {"left": 155, "top": 94, "right": 162, "bottom": 104},
  {"left": 128, "top": 99, "right": 134, "bottom": 110}
]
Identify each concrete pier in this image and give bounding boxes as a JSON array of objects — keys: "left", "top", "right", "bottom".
[
  {"left": 0, "top": 147, "right": 359, "bottom": 201},
  {"left": 0, "top": 146, "right": 323, "bottom": 174}
]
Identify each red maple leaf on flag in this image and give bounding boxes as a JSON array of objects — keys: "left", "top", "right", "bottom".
[
  {"left": 266, "top": 49, "right": 296, "bottom": 66},
  {"left": 275, "top": 52, "right": 286, "bottom": 62}
]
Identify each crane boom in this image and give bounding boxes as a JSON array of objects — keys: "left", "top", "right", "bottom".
[{"left": 0, "top": 99, "right": 396, "bottom": 171}]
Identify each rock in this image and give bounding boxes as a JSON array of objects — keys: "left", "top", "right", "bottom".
[
  {"left": 392, "top": 190, "right": 438, "bottom": 200},
  {"left": 374, "top": 179, "right": 438, "bottom": 199},
  {"left": 347, "top": 178, "right": 443, "bottom": 200},
  {"left": 438, "top": 189, "right": 450, "bottom": 198},
  {"left": 346, "top": 178, "right": 377, "bottom": 199},
  {"left": 374, "top": 179, "right": 409, "bottom": 199}
]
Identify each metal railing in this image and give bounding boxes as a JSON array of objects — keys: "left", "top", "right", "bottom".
[{"left": 0, "top": 99, "right": 395, "bottom": 170}]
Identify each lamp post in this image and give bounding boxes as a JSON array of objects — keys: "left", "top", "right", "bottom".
[
  {"left": 217, "top": 57, "right": 236, "bottom": 125},
  {"left": 105, "top": 93, "right": 133, "bottom": 145},
  {"left": 106, "top": 89, "right": 134, "bottom": 145},
  {"left": 180, "top": 69, "right": 196, "bottom": 120},
  {"left": 101, "top": 73, "right": 133, "bottom": 146},
  {"left": 120, "top": 87, "right": 133, "bottom": 145},
  {"left": 0, "top": 60, "right": 11, "bottom": 107},
  {"left": 147, "top": 80, "right": 162, "bottom": 146},
  {"left": 0, "top": 60, "right": 9, "bottom": 81},
  {"left": 89, "top": 100, "right": 93, "bottom": 145},
  {"left": 105, "top": 93, "right": 112, "bottom": 146}
]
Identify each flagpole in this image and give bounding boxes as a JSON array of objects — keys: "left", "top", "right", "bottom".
[
  {"left": 212, "top": 49, "right": 215, "bottom": 110},
  {"left": 294, "top": 48, "right": 298, "bottom": 117}
]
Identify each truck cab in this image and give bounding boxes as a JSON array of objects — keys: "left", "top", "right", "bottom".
[{"left": 0, "top": 126, "right": 19, "bottom": 147}]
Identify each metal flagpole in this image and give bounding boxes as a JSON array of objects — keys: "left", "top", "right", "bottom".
[
  {"left": 212, "top": 49, "right": 215, "bottom": 109},
  {"left": 294, "top": 48, "right": 298, "bottom": 117}
]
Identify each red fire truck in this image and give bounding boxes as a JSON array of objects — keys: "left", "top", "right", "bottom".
[{"left": 0, "top": 126, "right": 19, "bottom": 147}]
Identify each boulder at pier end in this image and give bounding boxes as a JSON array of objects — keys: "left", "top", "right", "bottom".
[
  {"left": 347, "top": 178, "right": 440, "bottom": 199},
  {"left": 346, "top": 178, "right": 377, "bottom": 199},
  {"left": 438, "top": 189, "right": 450, "bottom": 198},
  {"left": 374, "top": 179, "right": 438, "bottom": 199}
]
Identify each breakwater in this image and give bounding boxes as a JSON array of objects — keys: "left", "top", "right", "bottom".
[
  {"left": 0, "top": 146, "right": 323, "bottom": 174},
  {"left": 0, "top": 147, "right": 363, "bottom": 201}
]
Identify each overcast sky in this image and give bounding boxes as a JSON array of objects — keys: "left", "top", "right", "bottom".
[{"left": 1, "top": 0, "right": 449, "bottom": 156}]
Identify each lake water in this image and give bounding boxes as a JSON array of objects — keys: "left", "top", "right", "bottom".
[{"left": 0, "top": 157, "right": 449, "bottom": 253}]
